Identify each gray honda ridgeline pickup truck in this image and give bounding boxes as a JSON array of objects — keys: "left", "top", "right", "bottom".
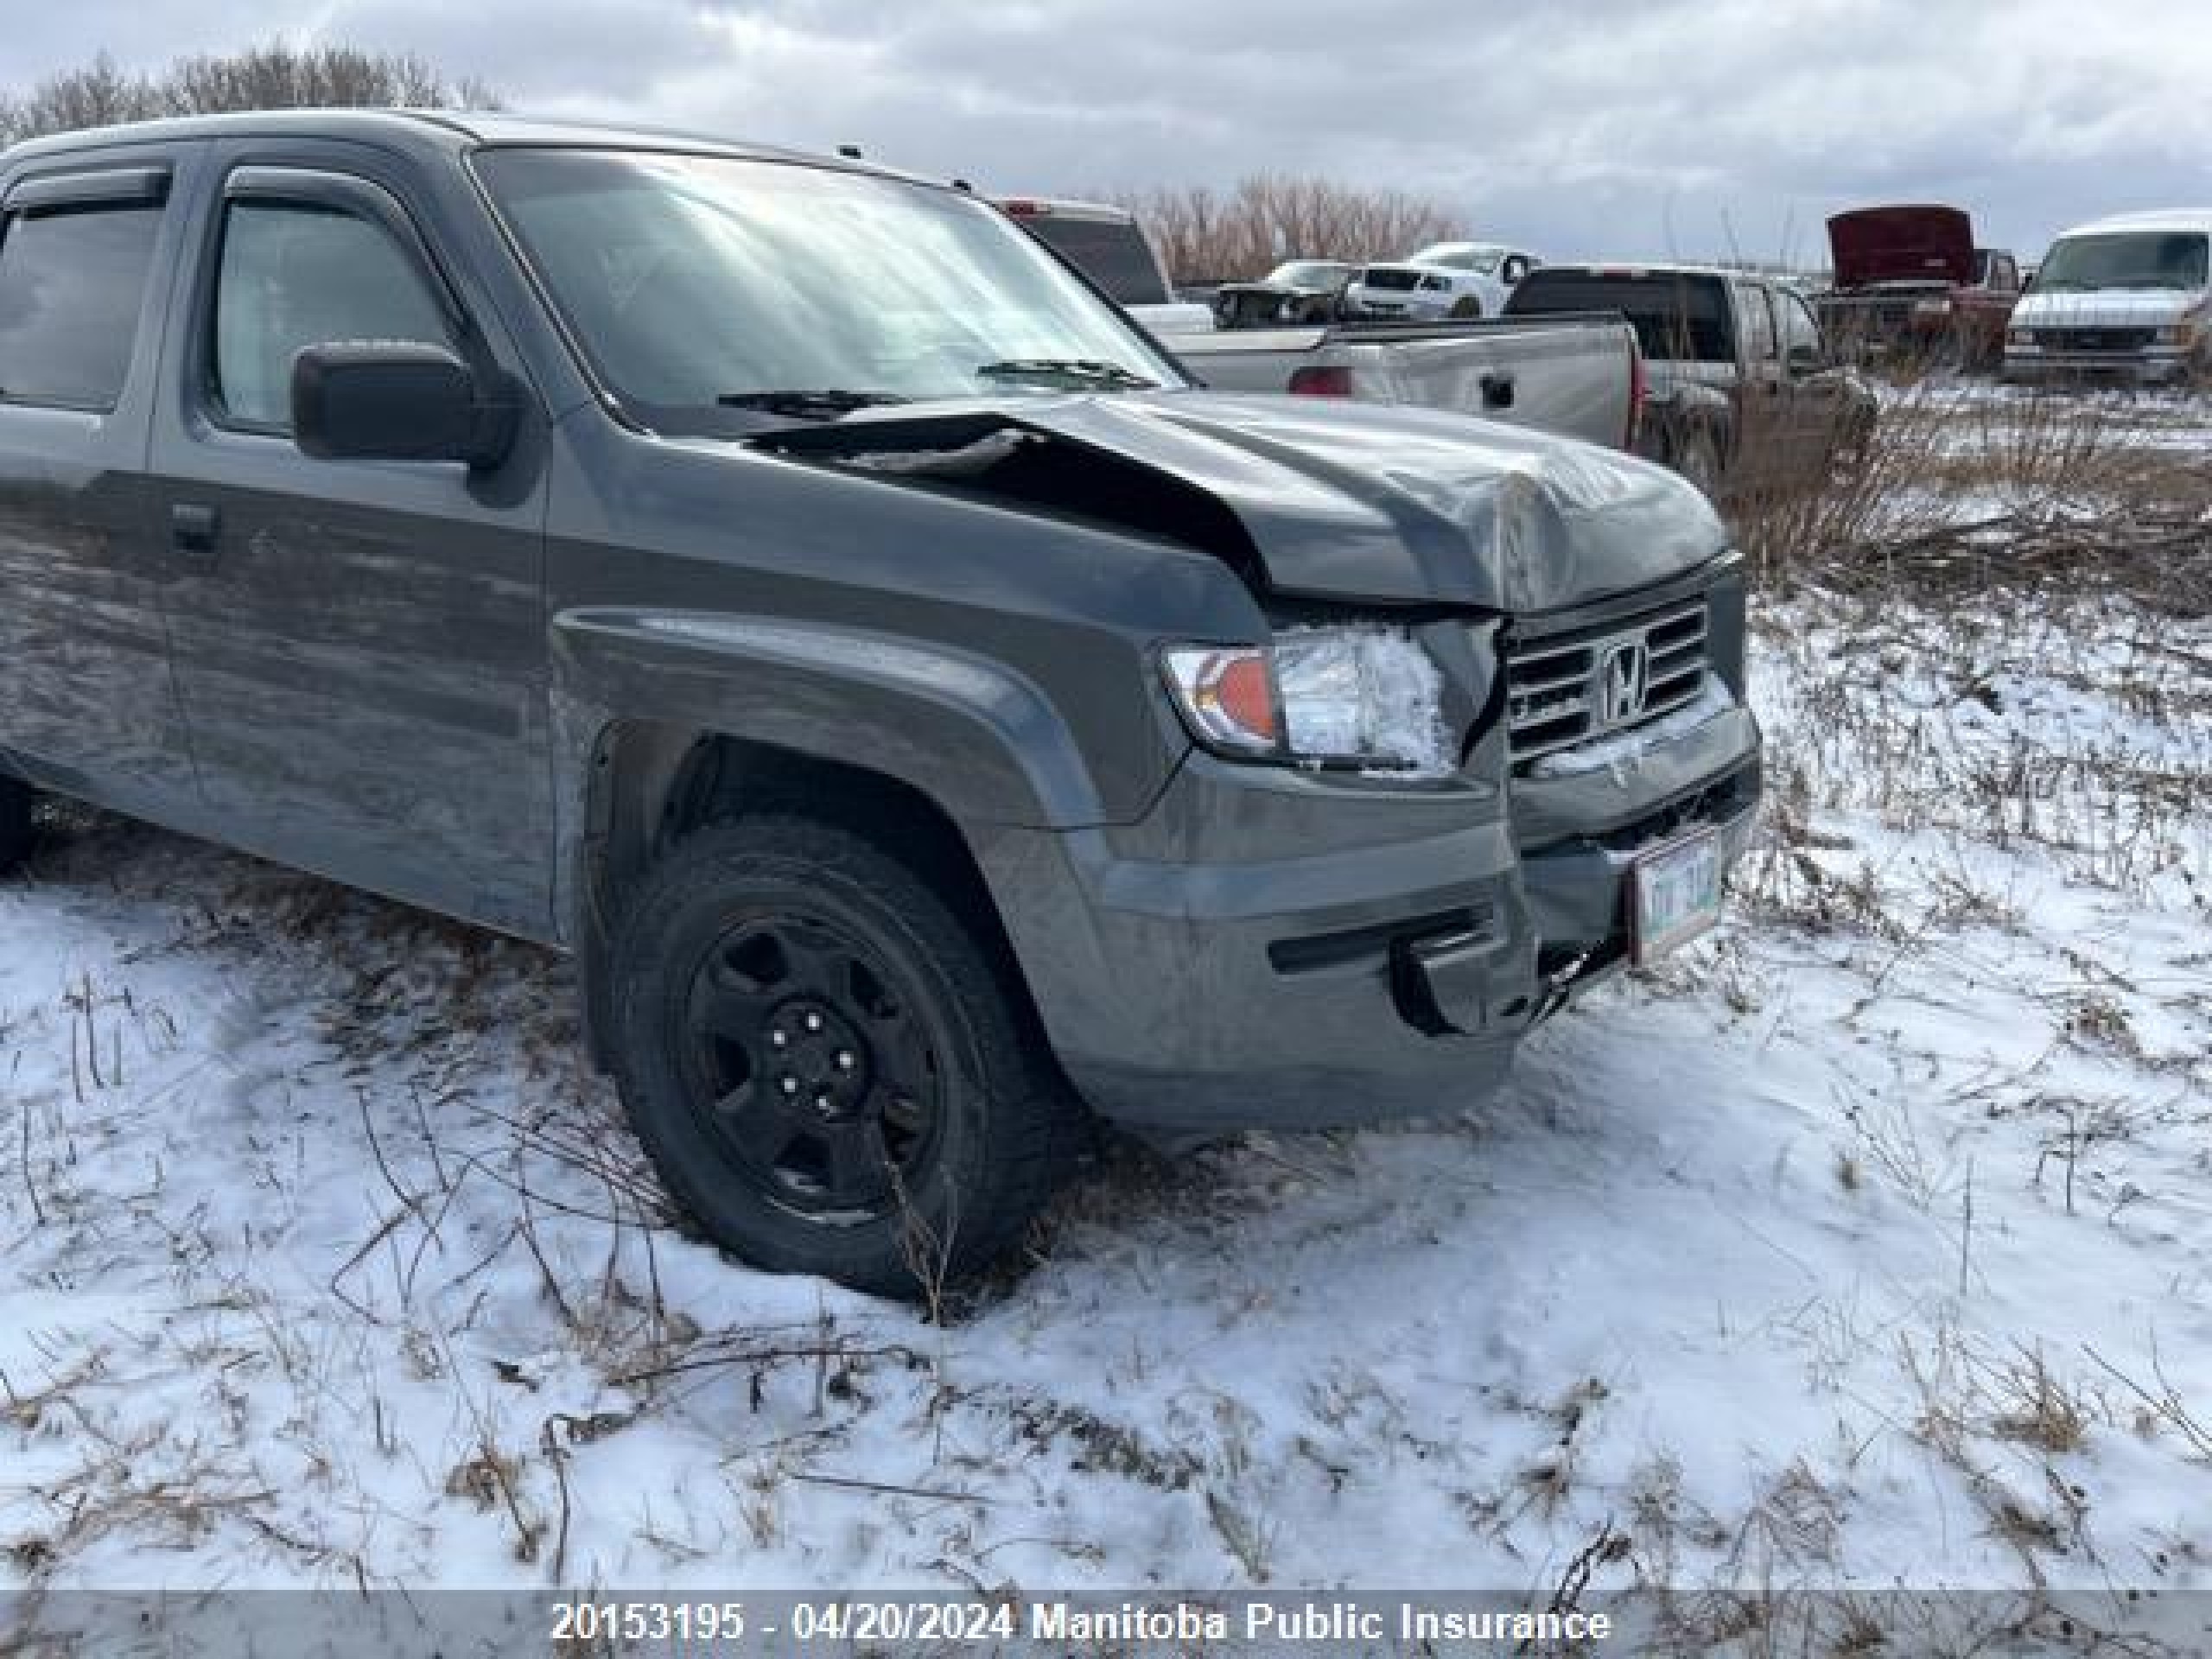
[{"left": 0, "top": 112, "right": 1760, "bottom": 1294}]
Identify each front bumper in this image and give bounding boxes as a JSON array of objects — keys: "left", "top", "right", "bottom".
[{"left": 976, "top": 707, "right": 1763, "bottom": 1134}]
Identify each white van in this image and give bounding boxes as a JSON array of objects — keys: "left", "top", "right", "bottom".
[{"left": 2003, "top": 210, "right": 2212, "bottom": 385}]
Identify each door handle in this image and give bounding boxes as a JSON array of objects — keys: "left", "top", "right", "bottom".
[
  {"left": 1479, "top": 372, "right": 1516, "bottom": 410},
  {"left": 171, "top": 503, "right": 220, "bottom": 564}
]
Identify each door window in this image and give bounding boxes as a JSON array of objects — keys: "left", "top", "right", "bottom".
[
  {"left": 1777, "top": 289, "right": 1825, "bottom": 363},
  {"left": 1737, "top": 283, "right": 1778, "bottom": 363},
  {"left": 210, "top": 196, "right": 455, "bottom": 431},
  {"left": 0, "top": 200, "right": 163, "bottom": 410}
]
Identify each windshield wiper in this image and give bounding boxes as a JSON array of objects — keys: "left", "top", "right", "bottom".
[
  {"left": 715, "top": 389, "right": 912, "bottom": 420},
  {"left": 974, "top": 359, "right": 1159, "bottom": 391}
]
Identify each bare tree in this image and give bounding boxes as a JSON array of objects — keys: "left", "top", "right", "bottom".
[
  {"left": 0, "top": 53, "right": 163, "bottom": 143},
  {"left": 1113, "top": 174, "right": 1466, "bottom": 285},
  {"left": 2, "top": 41, "right": 500, "bottom": 148}
]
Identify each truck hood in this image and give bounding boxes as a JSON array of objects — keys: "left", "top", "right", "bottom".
[
  {"left": 1828, "top": 205, "right": 1975, "bottom": 289},
  {"left": 2012, "top": 288, "right": 2208, "bottom": 327},
  {"left": 761, "top": 391, "right": 1726, "bottom": 613}
]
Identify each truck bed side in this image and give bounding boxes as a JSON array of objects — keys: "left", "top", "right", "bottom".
[{"left": 1169, "top": 317, "right": 1638, "bottom": 450}]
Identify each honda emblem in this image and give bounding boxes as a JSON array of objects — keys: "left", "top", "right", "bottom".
[{"left": 1597, "top": 639, "right": 1650, "bottom": 728}]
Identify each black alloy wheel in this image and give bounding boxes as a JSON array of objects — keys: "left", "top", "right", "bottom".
[{"left": 678, "top": 912, "right": 943, "bottom": 1221}]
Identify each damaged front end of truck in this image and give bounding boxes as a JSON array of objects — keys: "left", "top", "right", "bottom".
[{"left": 749, "top": 391, "right": 1762, "bottom": 1130}]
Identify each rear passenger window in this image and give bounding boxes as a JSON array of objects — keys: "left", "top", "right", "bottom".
[
  {"left": 0, "top": 201, "right": 163, "bottom": 410},
  {"left": 211, "top": 197, "right": 456, "bottom": 431}
]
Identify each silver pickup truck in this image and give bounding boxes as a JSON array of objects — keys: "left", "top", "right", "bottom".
[{"left": 1173, "top": 317, "right": 1642, "bottom": 451}]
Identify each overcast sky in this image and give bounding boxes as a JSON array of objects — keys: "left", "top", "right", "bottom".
[{"left": 7, "top": 1, "right": 2207, "bottom": 263}]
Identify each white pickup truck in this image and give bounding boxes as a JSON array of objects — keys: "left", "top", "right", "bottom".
[{"left": 1172, "top": 317, "right": 1643, "bottom": 452}]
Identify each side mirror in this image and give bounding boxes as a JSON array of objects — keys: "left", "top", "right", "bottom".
[
  {"left": 291, "top": 340, "right": 518, "bottom": 468},
  {"left": 1786, "top": 342, "right": 1823, "bottom": 375}
]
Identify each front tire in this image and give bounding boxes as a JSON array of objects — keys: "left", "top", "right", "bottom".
[
  {"left": 0, "top": 776, "right": 34, "bottom": 874},
  {"left": 606, "top": 815, "right": 1078, "bottom": 1298},
  {"left": 1448, "top": 295, "right": 1484, "bottom": 320}
]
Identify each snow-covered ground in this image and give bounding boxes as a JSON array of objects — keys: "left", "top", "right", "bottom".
[{"left": 3, "top": 397, "right": 2209, "bottom": 1653}]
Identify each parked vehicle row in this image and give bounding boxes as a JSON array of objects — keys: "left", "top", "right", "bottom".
[
  {"left": 1809, "top": 199, "right": 2212, "bottom": 387},
  {"left": 997, "top": 207, "right": 1643, "bottom": 460},
  {"left": 1007, "top": 203, "right": 1884, "bottom": 499},
  {"left": 0, "top": 111, "right": 1763, "bottom": 1297},
  {"left": 1204, "top": 243, "right": 1547, "bottom": 331}
]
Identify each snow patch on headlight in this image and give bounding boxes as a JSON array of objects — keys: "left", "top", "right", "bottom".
[{"left": 1274, "top": 628, "right": 1456, "bottom": 776}]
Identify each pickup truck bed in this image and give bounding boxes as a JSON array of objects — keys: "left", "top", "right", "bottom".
[{"left": 1172, "top": 315, "right": 1639, "bottom": 450}]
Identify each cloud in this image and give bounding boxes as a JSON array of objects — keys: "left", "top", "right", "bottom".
[{"left": 9, "top": 0, "right": 2210, "bottom": 261}]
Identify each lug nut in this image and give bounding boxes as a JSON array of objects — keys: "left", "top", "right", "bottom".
[
  {"left": 836, "top": 1051, "right": 855, "bottom": 1071},
  {"left": 769, "top": 1029, "right": 788, "bottom": 1049},
  {"left": 779, "top": 1076, "right": 799, "bottom": 1096},
  {"left": 804, "top": 1012, "right": 824, "bottom": 1033},
  {"left": 815, "top": 1091, "right": 832, "bottom": 1109}
]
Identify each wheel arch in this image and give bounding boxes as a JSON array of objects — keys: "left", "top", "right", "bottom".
[{"left": 572, "top": 720, "right": 1047, "bottom": 1073}]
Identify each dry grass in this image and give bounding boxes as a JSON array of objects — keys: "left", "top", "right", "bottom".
[{"left": 1732, "top": 384, "right": 2212, "bottom": 614}]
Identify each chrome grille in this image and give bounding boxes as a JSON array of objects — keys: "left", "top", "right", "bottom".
[
  {"left": 2037, "top": 327, "right": 2156, "bottom": 353},
  {"left": 1505, "top": 594, "right": 1709, "bottom": 766}
]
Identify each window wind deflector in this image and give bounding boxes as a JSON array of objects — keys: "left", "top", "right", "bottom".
[
  {"left": 975, "top": 358, "right": 1158, "bottom": 390},
  {"left": 218, "top": 166, "right": 469, "bottom": 338},
  {"left": 714, "top": 389, "right": 913, "bottom": 420},
  {"left": 3, "top": 166, "right": 171, "bottom": 213}
]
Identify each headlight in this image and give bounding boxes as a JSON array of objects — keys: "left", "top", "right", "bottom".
[
  {"left": 2005, "top": 327, "right": 2035, "bottom": 348},
  {"left": 1913, "top": 297, "right": 1951, "bottom": 317},
  {"left": 1161, "top": 627, "right": 1455, "bottom": 775},
  {"left": 2153, "top": 321, "right": 2199, "bottom": 347}
]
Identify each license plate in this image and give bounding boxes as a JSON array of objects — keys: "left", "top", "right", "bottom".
[{"left": 1632, "top": 828, "right": 1723, "bottom": 963}]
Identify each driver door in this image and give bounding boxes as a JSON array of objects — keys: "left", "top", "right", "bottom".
[
  {"left": 146, "top": 148, "right": 555, "bottom": 935},
  {"left": 1729, "top": 280, "right": 1792, "bottom": 499},
  {"left": 1773, "top": 287, "right": 1858, "bottom": 486}
]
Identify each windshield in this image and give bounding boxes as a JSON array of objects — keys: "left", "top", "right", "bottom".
[
  {"left": 1506, "top": 270, "right": 1734, "bottom": 361},
  {"left": 1270, "top": 260, "right": 1350, "bottom": 287},
  {"left": 2031, "top": 231, "right": 2209, "bottom": 293},
  {"left": 475, "top": 149, "right": 1184, "bottom": 433},
  {"left": 1412, "top": 245, "right": 1502, "bottom": 275},
  {"left": 1009, "top": 212, "right": 1172, "bottom": 305}
]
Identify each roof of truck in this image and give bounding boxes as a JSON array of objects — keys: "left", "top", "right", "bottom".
[
  {"left": 988, "top": 195, "right": 1135, "bottom": 224},
  {"left": 1, "top": 108, "right": 862, "bottom": 173},
  {"left": 2056, "top": 209, "right": 2212, "bottom": 238}
]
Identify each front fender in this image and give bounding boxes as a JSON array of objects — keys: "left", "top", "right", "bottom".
[
  {"left": 552, "top": 603, "right": 1128, "bottom": 808},
  {"left": 547, "top": 606, "right": 1168, "bottom": 944}
]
